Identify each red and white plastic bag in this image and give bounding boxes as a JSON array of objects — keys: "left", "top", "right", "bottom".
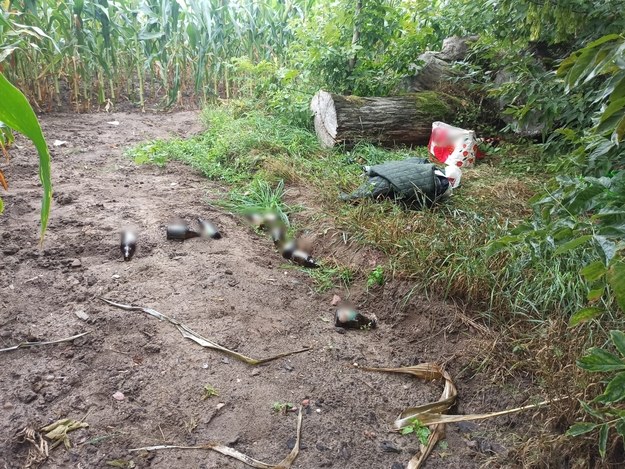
[{"left": 428, "top": 122, "right": 479, "bottom": 169}]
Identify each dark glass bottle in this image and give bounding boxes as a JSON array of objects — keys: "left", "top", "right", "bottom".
[
  {"left": 334, "top": 307, "right": 377, "bottom": 329},
  {"left": 120, "top": 231, "right": 137, "bottom": 261},
  {"left": 166, "top": 223, "right": 201, "bottom": 240},
  {"left": 197, "top": 217, "right": 222, "bottom": 239},
  {"left": 280, "top": 239, "right": 297, "bottom": 259},
  {"left": 271, "top": 225, "right": 286, "bottom": 246},
  {"left": 291, "top": 249, "right": 319, "bottom": 268}
]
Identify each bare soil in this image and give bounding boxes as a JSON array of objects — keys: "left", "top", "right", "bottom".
[{"left": 1, "top": 112, "right": 530, "bottom": 468}]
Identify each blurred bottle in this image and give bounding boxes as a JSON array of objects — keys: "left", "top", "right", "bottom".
[
  {"left": 280, "top": 239, "right": 297, "bottom": 259},
  {"left": 334, "top": 307, "right": 377, "bottom": 329},
  {"left": 197, "top": 217, "right": 222, "bottom": 239},
  {"left": 271, "top": 225, "right": 286, "bottom": 246},
  {"left": 120, "top": 230, "right": 137, "bottom": 261},
  {"left": 166, "top": 222, "right": 200, "bottom": 240},
  {"left": 291, "top": 249, "right": 319, "bottom": 268}
]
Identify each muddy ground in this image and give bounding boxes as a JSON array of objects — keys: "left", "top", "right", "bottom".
[{"left": 0, "top": 112, "right": 533, "bottom": 468}]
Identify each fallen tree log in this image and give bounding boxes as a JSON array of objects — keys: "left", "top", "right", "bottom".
[{"left": 310, "top": 90, "right": 463, "bottom": 148}]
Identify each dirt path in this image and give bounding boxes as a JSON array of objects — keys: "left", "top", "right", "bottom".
[{"left": 0, "top": 112, "right": 522, "bottom": 468}]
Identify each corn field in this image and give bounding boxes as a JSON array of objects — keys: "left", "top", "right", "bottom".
[{"left": 0, "top": 0, "right": 312, "bottom": 110}]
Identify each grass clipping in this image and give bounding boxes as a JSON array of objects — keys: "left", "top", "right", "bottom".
[
  {"left": 361, "top": 363, "right": 557, "bottom": 469},
  {"left": 130, "top": 407, "right": 303, "bottom": 469},
  {"left": 0, "top": 332, "right": 90, "bottom": 353},
  {"left": 101, "top": 298, "right": 310, "bottom": 365}
]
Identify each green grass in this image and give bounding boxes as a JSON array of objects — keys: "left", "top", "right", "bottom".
[
  {"left": 216, "top": 179, "right": 295, "bottom": 225},
  {"left": 305, "top": 265, "right": 355, "bottom": 292}
]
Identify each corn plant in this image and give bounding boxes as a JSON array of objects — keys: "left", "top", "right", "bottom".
[
  {"left": 0, "top": 0, "right": 311, "bottom": 110},
  {"left": 0, "top": 71, "right": 52, "bottom": 241}
]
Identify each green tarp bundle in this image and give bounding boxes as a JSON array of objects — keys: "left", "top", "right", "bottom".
[{"left": 341, "top": 158, "right": 449, "bottom": 208}]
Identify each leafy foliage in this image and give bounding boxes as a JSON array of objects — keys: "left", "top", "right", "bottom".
[
  {"left": 568, "top": 331, "right": 625, "bottom": 459},
  {"left": 400, "top": 417, "right": 431, "bottom": 445}
]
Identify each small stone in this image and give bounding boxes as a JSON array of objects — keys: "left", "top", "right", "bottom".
[
  {"left": 331, "top": 295, "right": 341, "bottom": 306},
  {"left": 112, "top": 391, "right": 125, "bottom": 401},
  {"left": 3, "top": 402, "right": 14, "bottom": 409},
  {"left": 18, "top": 389, "right": 37, "bottom": 403},
  {"left": 2, "top": 245, "right": 19, "bottom": 255},
  {"left": 144, "top": 343, "right": 161, "bottom": 353},
  {"left": 381, "top": 441, "right": 401, "bottom": 453},
  {"left": 250, "top": 368, "right": 261, "bottom": 377},
  {"left": 287, "top": 437, "right": 309, "bottom": 450},
  {"left": 74, "top": 310, "right": 90, "bottom": 321},
  {"left": 316, "top": 408, "right": 321, "bottom": 413},
  {"left": 112, "top": 274, "right": 120, "bottom": 279},
  {"left": 334, "top": 327, "right": 346, "bottom": 334},
  {"left": 221, "top": 358, "right": 229, "bottom": 365},
  {"left": 284, "top": 364, "right": 294, "bottom": 372},
  {"left": 71, "top": 259, "right": 82, "bottom": 268},
  {"left": 225, "top": 270, "right": 233, "bottom": 275},
  {"left": 391, "top": 463, "right": 405, "bottom": 469},
  {"left": 202, "top": 363, "right": 209, "bottom": 369},
  {"left": 301, "top": 399, "right": 310, "bottom": 407}
]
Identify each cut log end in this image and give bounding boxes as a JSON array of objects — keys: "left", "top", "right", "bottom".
[{"left": 311, "top": 90, "right": 338, "bottom": 148}]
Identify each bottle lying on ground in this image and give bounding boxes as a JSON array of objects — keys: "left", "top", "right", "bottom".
[
  {"left": 334, "top": 307, "right": 377, "bottom": 329},
  {"left": 280, "top": 239, "right": 297, "bottom": 259},
  {"left": 271, "top": 225, "right": 286, "bottom": 246},
  {"left": 166, "top": 222, "right": 201, "bottom": 240},
  {"left": 290, "top": 249, "right": 319, "bottom": 268},
  {"left": 197, "top": 217, "right": 222, "bottom": 239},
  {"left": 120, "top": 230, "right": 137, "bottom": 261}
]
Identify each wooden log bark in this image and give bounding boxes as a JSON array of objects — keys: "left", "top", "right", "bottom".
[{"left": 310, "top": 90, "right": 463, "bottom": 148}]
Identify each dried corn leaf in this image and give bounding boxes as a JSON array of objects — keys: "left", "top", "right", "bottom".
[
  {"left": 401, "top": 399, "right": 560, "bottom": 427},
  {"left": 0, "top": 168, "right": 7, "bottom": 191},
  {"left": 130, "top": 407, "right": 303, "bottom": 469},
  {"left": 0, "top": 331, "right": 90, "bottom": 353},
  {"left": 41, "top": 418, "right": 89, "bottom": 449},
  {"left": 15, "top": 426, "right": 49, "bottom": 466},
  {"left": 361, "top": 363, "right": 558, "bottom": 469},
  {"left": 101, "top": 298, "right": 310, "bottom": 365}
]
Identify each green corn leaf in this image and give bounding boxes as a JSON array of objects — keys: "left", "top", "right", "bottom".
[
  {"left": 566, "top": 422, "right": 598, "bottom": 436},
  {"left": 607, "top": 260, "right": 625, "bottom": 312},
  {"left": 580, "top": 261, "right": 607, "bottom": 282},
  {"left": 594, "top": 372, "right": 625, "bottom": 404},
  {"left": 0, "top": 196, "right": 3, "bottom": 214},
  {"left": 611, "top": 331, "right": 625, "bottom": 357},
  {"left": 578, "top": 347, "right": 625, "bottom": 372},
  {"left": 0, "top": 72, "right": 52, "bottom": 242},
  {"left": 569, "top": 307, "right": 602, "bottom": 327},
  {"left": 554, "top": 235, "right": 592, "bottom": 255},
  {"left": 599, "top": 424, "right": 609, "bottom": 459}
]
